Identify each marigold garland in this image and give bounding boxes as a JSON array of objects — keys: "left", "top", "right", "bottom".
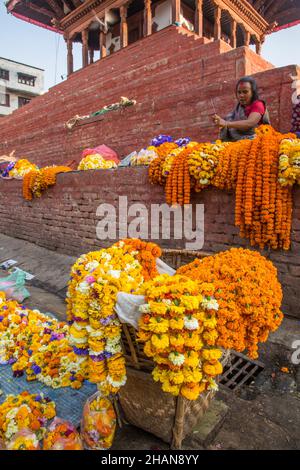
[
  {"left": 177, "top": 248, "right": 283, "bottom": 359},
  {"left": 66, "top": 239, "right": 162, "bottom": 394},
  {"left": 138, "top": 274, "right": 223, "bottom": 400},
  {"left": 23, "top": 166, "right": 71, "bottom": 200}
]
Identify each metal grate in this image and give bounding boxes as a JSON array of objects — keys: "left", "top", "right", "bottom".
[{"left": 219, "top": 351, "right": 265, "bottom": 391}]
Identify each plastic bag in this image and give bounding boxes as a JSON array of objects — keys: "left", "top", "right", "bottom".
[
  {"left": 156, "top": 258, "right": 176, "bottom": 276},
  {"left": 115, "top": 293, "right": 145, "bottom": 329},
  {"left": 6, "top": 430, "right": 40, "bottom": 450},
  {"left": 43, "top": 418, "right": 83, "bottom": 450},
  {"left": 82, "top": 145, "right": 120, "bottom": 164},
  {"left": 81, "top": 393, "right": 116, "bottom": 450},
  {"left": 0, "top": 270, "right": 30, "bottom": 303}
]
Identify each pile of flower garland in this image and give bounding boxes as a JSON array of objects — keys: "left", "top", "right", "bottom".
[
  {"left": 0, "top": 392, "right": 56, "bottom": 446},
  {"left": 213, "top": 126, "right": 296, "bottom": 250},
  {"left": 148, "top": 126, "right": 299, "bottom": 250},
  {"left": 138, "top": 275, "right": 222, "bottom": 400},
  {"left": 23, "top": 165, "right": 72, "bottom": 200},
  {"left": 78, "top": 154, "right": 117, "bottom": 171},
  {"left": 9, "top": 159, "right": 38, "bottom": 179},
  {"left": 0, "top": 292, "right": 87, "bottom": 389},
  {"left": 66, "top": 239, "right": 162, "bottom": 395},
  {"left": 278, "top": 138, "right": 300, "bottom": 187},
  {"left": 177, "top": 248, "right": 283, "bottom": 359}
]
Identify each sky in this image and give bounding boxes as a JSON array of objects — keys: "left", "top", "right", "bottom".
[{"left": 0, "top": 1, "right": 300, "bottom": 91}]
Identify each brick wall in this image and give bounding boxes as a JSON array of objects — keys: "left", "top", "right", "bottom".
[
  {"left": 0, "top": 26, "right": 296, "bottom": 168},
  {"left": 0, "top": 169, "right": 299, "bottom": 319}
]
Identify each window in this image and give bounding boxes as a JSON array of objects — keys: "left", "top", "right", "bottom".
[
  {"left": 0, "top": 69, "right": 9, "bottom": 80},
  {"left": 0, "top": 93, "right": 10, "bottom": 107},
  {"left": 18, "top": 97, "right": 31, "bottom": 108},
  {"left": 18, "top": 73, "right": 36, "bottom": 86}
]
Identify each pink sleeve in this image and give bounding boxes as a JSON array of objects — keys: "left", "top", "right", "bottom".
[{"left": 249, "top": 100, "right": 265, "bottom": 116}]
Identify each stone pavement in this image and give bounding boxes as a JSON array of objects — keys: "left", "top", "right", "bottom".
[{"left": 0, "top": 233, "right": 300, "bottom": 450}]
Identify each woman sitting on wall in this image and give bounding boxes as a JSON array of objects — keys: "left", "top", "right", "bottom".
[{"left": 213, "top": 76, "right": 271, "bottom": 142}]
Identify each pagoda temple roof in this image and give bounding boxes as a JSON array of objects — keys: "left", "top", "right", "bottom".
[{"left": 6, "top": 0, "right": 300, "bottom": 34}]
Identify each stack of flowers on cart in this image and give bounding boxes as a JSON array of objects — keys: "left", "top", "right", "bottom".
[
  {"left": 0, "top": 392, "right": 56, "bottom": 449},
  {"left": 8, "top": 159, "right": 38, "bottom": 179},
  {"left": 66, "top": 239, "right": 162, "bottom": 395},
  {"left": 0, "top": 292, "right": 87, "bottom": 389},
  {"left": 177, "top": 248, "right": 283, "bottom": 359},
  {"left": 138, "top": 274, "right": 223, "bottom": 401},
  {"left": 78, "top": 154, "right": 117, "bottom": 170}
]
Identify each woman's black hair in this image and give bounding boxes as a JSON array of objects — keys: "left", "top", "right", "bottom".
[{"left": 236, "top": 76, "right": 260, "bottom": 103}]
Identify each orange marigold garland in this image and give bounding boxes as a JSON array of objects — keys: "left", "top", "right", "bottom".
[
  {"left": 23, "top": 166, "right": 71, "bottom": 200},
  {"left": 177, "top": 248, "right": 283, "bottom": 359}
]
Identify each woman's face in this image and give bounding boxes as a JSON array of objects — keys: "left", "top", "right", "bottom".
[{"left": 237, "top": 82, "right": 253, "bottom": 106}]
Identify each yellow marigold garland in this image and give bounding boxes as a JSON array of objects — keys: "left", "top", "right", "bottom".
[{"left": 138, "top": 275, "right": 223, "bottom": 400}]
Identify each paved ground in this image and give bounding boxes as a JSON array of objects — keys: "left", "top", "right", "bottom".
[{"left": 0, "top": 233, "right": 299, "bottom": 450}]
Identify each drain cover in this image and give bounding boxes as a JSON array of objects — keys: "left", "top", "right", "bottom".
[{"left": 219, "top": 351, "right": 264, "bottom": 391}]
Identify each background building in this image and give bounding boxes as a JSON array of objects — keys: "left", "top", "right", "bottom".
[{"left": 0, "top": 57, "right": 44, "bottom": 116}]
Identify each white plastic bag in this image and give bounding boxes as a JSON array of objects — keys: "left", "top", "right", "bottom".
[
  {"left": 156, "top": 258, "right": 176, "bottom": 276},
  {"left": 115, "top": 292, "right": 145, "bottom": 329}
]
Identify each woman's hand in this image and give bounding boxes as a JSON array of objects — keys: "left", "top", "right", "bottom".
[{"left": 213, "top": 114, "right": 227, "bottom": 128}]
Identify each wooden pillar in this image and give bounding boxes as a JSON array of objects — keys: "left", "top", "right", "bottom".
[
  {"left": 230, "top": 18, "right": 237, "bottom": 48},
  {"left": 172, "top": 0, "right": 180, "bottom": 24},
  {"left": 143, "top": 0, "right": 152, "bottom": 37},
  {"left": 214, "top": 4, "right": 222, "bottom": 40},
  {"left": 194, "top": 0, "right": 203, "bottom": 36},
  {"left": 244, "top": 29, "right": 251, "bottom": 47},
  {"left": 255, "top": 37, "right": 262, "bottom": 55},
  {"left": 66, "top": 36, "right": 73, "bottom": 76},
  {"left": 99, "top": 30, "right": 107, "bottom": 58},
  {"left": 82, "top": 29, "right": 89, "bottom": 68},
  {"left": 89, "top": 48, "right": 94, "bottom": 64},
  {"left": 120, "top": 5, "right": 128, "bottom": 48}
]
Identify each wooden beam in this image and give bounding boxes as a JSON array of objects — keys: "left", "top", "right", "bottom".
[
  {"left": 65, "top": 35, "right": 74, "bottom": 75},
  {"left": 27, "top": 2, "right": 55, "bottom": 18},
  {"left": 47, "top": 0, "right": 64, "bottom": 18},
  {"left": 195, "top": 0, "right": 203, "bottom": 36}
]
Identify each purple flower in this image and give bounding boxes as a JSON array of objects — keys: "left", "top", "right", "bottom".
[
  {"left": 72, "top": 316, "right": 86, "bottom": 322},
  {"left": 150, "top": 134, "right": 173, "bottom": 147},
  {"left": 34, "top": 395, "right": 42, "bottom": 402},
  {"left": 44, "top": 328, "right": 52, "bottom": 335},
  {"left": 8, "top": 358, "right": 17, "bottom": 365},
  {"left": 28, "top": 349, "right": 33, "bottom": 356},
  {"left": 73, "top": 346, "right": 89, "bottom": 356},
  {"left": 2, "top": 306, "right": 8, "bottom": 310},
  {"left": 13, "top": 370, "right": 24, "bottom": 378},
  {"left": 69, "top": 376, "right": 76, "bottom": 382},
  {"left": 100, "top": 314, "right": 116, "bottom": 326},
  {"left": 90, "top": 354, "right": 106, "bottom": 362},
  {"left": 32, "top": 364, "right": 42, "bottom": 375},
  {"left": 65, "top": 429, "right": 73, "bottom": 437},
  {"left": 0, "top": 316, "right": 4, "bottom": 322},
  {"left": 21, "top": 306, "right": 27, "bottom": 310},
  {"left": 50, "top": 332, "right": 65, "bottom": 342},
  {"left": 175, "top": 137, "right": 191, "bottom": 147}
]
